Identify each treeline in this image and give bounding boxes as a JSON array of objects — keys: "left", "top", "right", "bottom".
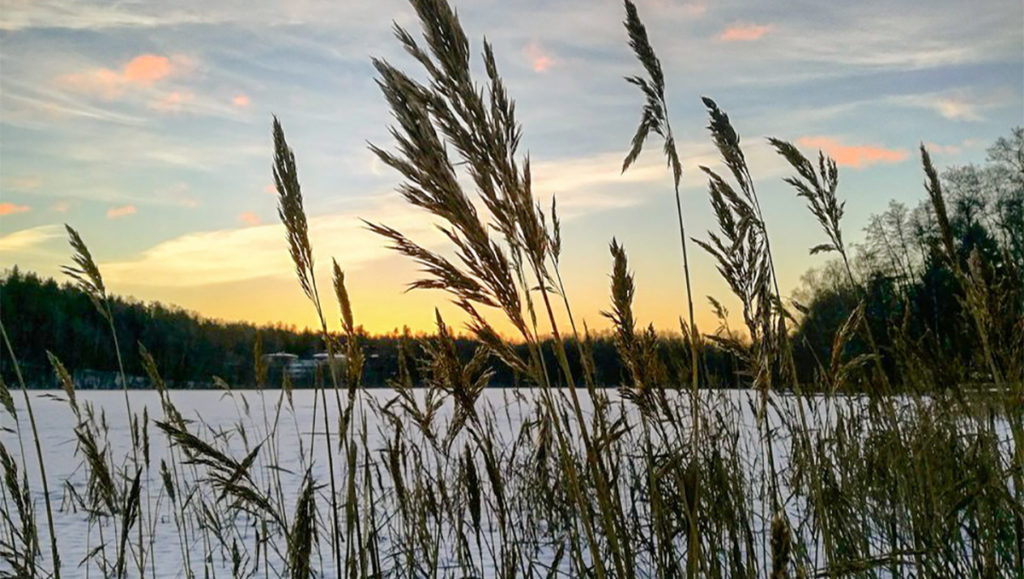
[
  {"left": 791, "top": 128, "right": 1023, "bottom": 388},
  {"left": 1, "top": 269, "right": 320, "bottom": 387},
  {"left": 0, "top": 267, "right": 743, "bottom": 389}
]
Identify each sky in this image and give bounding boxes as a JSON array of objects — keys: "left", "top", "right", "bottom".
[{"left": 1, "top": 0, "right": 1022, "bottom": 337}]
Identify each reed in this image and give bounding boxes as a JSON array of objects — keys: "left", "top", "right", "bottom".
[{"left": 0, "top": 324, "right": 60, "bottom": 579}]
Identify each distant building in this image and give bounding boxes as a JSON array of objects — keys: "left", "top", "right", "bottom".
[
  {"left": 261, "top": 351, "right": 347, "bottom": 387},
  {"left": 313, "top": 352, "right": 346, "bottom": 378},
  {"left": 263, "top": 352, "right": 298, "bottom": 365}
]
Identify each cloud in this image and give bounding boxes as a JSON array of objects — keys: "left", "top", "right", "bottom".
[
  {"left": 4, "top": 175, "right": 42, "bottom": 190},
  {"left": 0, "top": 202, "right": 31, "bottom": 216},
  {"left": 149, "top": 91, "right": 194, "bottom": 112},
  {"left": 0, "top": 224, "right": 60, "bottom": 252},
  {"left": 523, "top": 40, "right": 554, "bottom": 73},
  {"left": 123, "top": 54, "right": 171, "bottom": 82},
  {"left": 923, "top": 138, "right": 985, "bottom": 156},
  {"left": 527, "top": 140, "right": 792, "bottom": 219},
  {"left": 719, "top": 24, "right": 771, "bottom": 42},
  {"left": 682, "top": 2, "right": 709, "bottom": 17},
  {"left": 925, "top": 142, "right": 961, "bottom": 155},
  {"left": 232, "top": 94, "right": 251, "bottom": 107},
  {"left": 239, "top": 211, "right": 262, "bottom": 226},
  {"left": 51, "top": 201, "right": 72, "bottom": 213},
  {"left": 152, "top": 182, "right": 199, "bottom": 208},
  {"left": 59, "top": 68, "right": 123, "bottom": 99},
  {"left": 0, "top": 2, "right": 390, "bottom": 32},
  {"left": 892, "top": 89, "right": 1016, "bottom": 122},
  {"left": 797, "top": 136, "right": 909, "bottom": 168},
  {"left": 60, "top": 54, "right": 181, "bottom": 99},
  {"left": 100, "top": 198, "right": 437, "bottom": 288},
  {"left": 919, "top": 96, "right": 982, "bottom": 121},
  {"left": 530, "top": 152, "right": 663, "bottom": 216},
  {"left": 107, "top": 204, "right": 137, "bottom": 218},
  {"left": 621, "top": 0, "right": 707, "bottom": 18}
]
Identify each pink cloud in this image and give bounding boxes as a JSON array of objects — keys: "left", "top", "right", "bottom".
[
  {"left": 265, "top": 184, "right": 277, "bottom": 195},
  {"left": 798, "top": 136, "right": 909, "bottom": 168},
  {"left": 60, "top": 54, "right": 178, "bottom": 99},
  {"left": 232, "top": 94, "right": 251, "bottom": 107},
  {"left": 149, "top": 91, "right": 194, "bottom": 112},
  {"left": 238, "top": 212, "right": 262, "bottom": 226},
  {"left": 51, "top": 201, "right": 71, "bottom": 213},
  {"left": 0, "top": 202, "right": 30, "bottom": 216},
  {"left": 123, "top": 55, "right": 171, "bottom": 83},
  {"left": 107, "top": 205, "right": 137, "bottom": 218},
  {"left": 719, "top": 24, "right": 771, "bottom": 42},
  {"left": 523, "top": 40, "right": 554, "bottom": 73},
  {"left": 926, "top": 142, "right": 961, "bottom": 155},
  {"left": 60, "top": 69, "right": 126, "bottom": 99}
]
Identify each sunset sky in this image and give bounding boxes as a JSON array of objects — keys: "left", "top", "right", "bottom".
[{"left": 2, "top": 0, "right": 1022, "bottom": 336}]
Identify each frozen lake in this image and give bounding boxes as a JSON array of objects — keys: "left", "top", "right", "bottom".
[{"left": 0, "top": 387, "right": 1014, "bottom": 577}]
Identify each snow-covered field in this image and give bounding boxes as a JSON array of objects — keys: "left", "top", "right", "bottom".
[{"left": 1, "top": 388, "right": 1014, "bottom": 577}]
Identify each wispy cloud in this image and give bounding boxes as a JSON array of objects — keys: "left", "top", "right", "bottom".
[
  {"left": 51, "top": 201, "right": 72, "bottom": 213},
  {"left": 95, "top": 141, "right": 701, "bottom": 289},
  {"left": 797, "top": 136, "right": 908, "bottom": 168},
  {"left": 153, "top": 183, "right": 200, "bottom": 208},
  {"left": 0, "top": 1, "right": 390, "bottom": 32},
  {"left": 59, "top": 54, "right": 185, "bottom": 99},
  {"left": 528, "top": 141, "right": 790, "bottom": 219},
  {"left": 923, "top": 137, "right": 984, "bottom": 156},
  {"left": 639, "top": 0, "right": 708, "bottom": 17},
  {"left": 149, "top": 90, "right": 194, "bottom": 112},
  {"left": 101, "top": 198, "right": 436, "bottom": 288},
  {"left": 107, "top": 204, "right": 137, "bottom": 218},
  {"left": 938, "top": 99, "right": 984, "bottom": 121},
  {"left": 888, "top": 88, "right": 1018, "bottom": 122},
  {"left": 0, "top": 202, "right": 31, "bottom": 216},
  {"left": 925, "top": 142, "right": 961, "bottom": 155},
  {"left": 1, "top": 3, "right": 207, "bottom": 31},
  {"left": 238, "top": 211, "right": 262, "bottom": 226},
  {"left": 681, "top": 1, "right": 709, "bottom": 17},
  {"left": 3, "top": 175, "right": 43, "bottom": 190},
  {"left": 232, "top": 94, "right": 250, "bottom": 107},
  {"left": 906, "top": 94, "right": 985, "bottom": 121},
  {"left": 531, "top": 152, "right": 664, "bottom": 217},
  {"left": 921, "top": 96, "right": 981, "bottom": 121},
  {"left": 719, "top": 24, "right": 771, "bottom": 42},
  {"left": 0, "top": 224, "right": 60, "bottom": 252}
]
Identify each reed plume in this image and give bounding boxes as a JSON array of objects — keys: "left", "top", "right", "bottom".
[
  {"left": 272, "top": 115, "right": 342, "bottom": 570},
  {"left": 621, "top": 0, "right": 700, "bottom": 392}
]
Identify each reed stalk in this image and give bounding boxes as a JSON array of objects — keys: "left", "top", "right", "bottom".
[{"left": 0, "top": 323, "right": 60, "bottom": 578}]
